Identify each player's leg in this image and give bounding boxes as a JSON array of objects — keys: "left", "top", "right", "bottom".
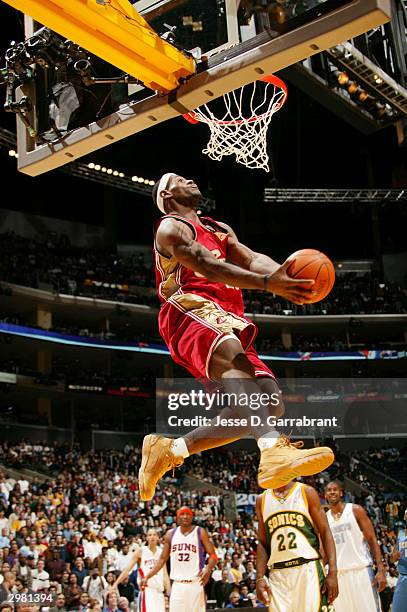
[
  {"left": 183, "top": 336, "right": 282, "bottom": 453},
  {"left": 334, "top": 567, "right": 381, "bottom": 612},
  {"left": 188, "top": 582, "right": 206, "bottom": 612},
  {"left": 180, "top": 339, "right": 325, "bottom": 466},
  {"left": 139, "top": 319, "right": 333, "bottom": 499},
  {"left": 392, "top": 574, "right": 407, "bottom": 612},
  {"left": 275, "top": 561, "right": 325, "bottom": 612},
  {"left": 267, "top": 567, "right": 295, "bottom": 612},
  {"left": 332, "top": 571, "right": 354, "bottom": 612},
  {"left": 138, "top": 337, "right": 260, "bottom": 500},
  {"left": 169, "top": 582, "right": 200, "bottom": 612},
  {"left": 169, "top": 582, "right": 183, "bottom": 612},
  {"left": 143, "top": 588, "right": 165, "bottom": 612},
  {"left": 268, "top": 562, "right": 325, "bottom": 612}
]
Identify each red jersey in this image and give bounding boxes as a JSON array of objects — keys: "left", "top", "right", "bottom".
[
  {"left": 153, "top": 213, "right": 272, "bottom": 380},
  {"left": 154, "top": 213, "right": 245, "bottom": 315}
]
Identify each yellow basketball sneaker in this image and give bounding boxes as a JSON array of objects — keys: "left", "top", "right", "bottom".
[
  {"left": 138, "top": 434, "right": 184, "bottom": 501},
  {"left": 258, "top": 435, "right": 334, "bottom": 489}
]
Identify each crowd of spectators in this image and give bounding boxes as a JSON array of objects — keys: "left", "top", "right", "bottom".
[
  {"left": 1, "top": 232, "right": 406, "bottom": 315},
  {"left": 189, "top": 441, "right": 405, "bottom": 493},
  {"left": 0, "top": 233, "right": 156, "bottom": 306},
  {"left": 0, "top": 440, "right": 405, "bottom": 610},
  {"left": 346, "top": 447, "right": 407, "bottom": 495},
  {"left": 256, "top": 336, "right": 405, "bottom": 352},
  {"left": 243, "top": 273, "right": 407, "bottom": 315},
  {"left": 0, "top": 440, "right": 261, "bottom": 610}
]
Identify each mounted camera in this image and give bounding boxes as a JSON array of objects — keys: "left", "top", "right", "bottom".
[{"left": 0, "top": 26, "right": 141, "bottom": 143}]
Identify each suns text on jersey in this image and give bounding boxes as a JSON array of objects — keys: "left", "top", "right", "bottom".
[{"left": 171, "top": 543, "right": 197, "bottom": 553}]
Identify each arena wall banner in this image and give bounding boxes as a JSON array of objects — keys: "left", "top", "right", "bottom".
[{"left": 0, "top": 323, "right": 405, "bottom": 360}]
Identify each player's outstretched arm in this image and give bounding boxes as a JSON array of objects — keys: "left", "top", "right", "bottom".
[
  {"left": 218, "top": 222, "right": 280, "bottom": 275},
  {"left": 163, "top": 563, "right": 171, "bottom": 596},
  {"left": 255, "top": 494, "right": 272, "bottom": 607},
  {"left": 157, "top": 218, "right": 314, "bottom": 303},
  {"left": 305, "top": 486, "right": 338, "bottom": 605},
  {"left": 218, "top": 221, "right": 315, "bottom": 304},
  {"left": 353, "top": 504, "right": 386, "bottom": 591},
  {"left": 140, "top": 530, "right": 172, "bottom": 586},
  {"left": 198, "top": 528, "right": 218, "bottom": 586},
  {"left": 111, "top": 549, "right": 140, "bottom": 590}
]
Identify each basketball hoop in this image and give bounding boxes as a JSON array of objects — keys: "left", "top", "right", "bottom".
[{"left": 183, "top": 74, "right": 288, "bottom": 172}]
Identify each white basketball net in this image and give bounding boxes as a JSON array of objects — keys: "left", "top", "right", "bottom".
[{"left": 185, "top": 77, "right": 287, "bottom": 172}]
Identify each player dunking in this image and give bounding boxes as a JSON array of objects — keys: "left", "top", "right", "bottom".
[
  {"left": 256, "top": 480, "right": 338, "bottom": 611},
  {"left": 111, "top": 528, "right": 170, "bottom": 612},
  {"left": 325, "top": 480, "right": 386, "bottom": 612},
  {"left": 140, "top": 507, "right": 217, "bottom": 612},
  {"left": 138, "top": 173, "right": 334, "bottom": 501}
]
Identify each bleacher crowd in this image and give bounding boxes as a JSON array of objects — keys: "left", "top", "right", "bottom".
[
  {"left": 1, "top": 232, "right": 406, "bottom": 315},
  {"left": 0, "top": 440, "right": 405, "bottom": 610}
]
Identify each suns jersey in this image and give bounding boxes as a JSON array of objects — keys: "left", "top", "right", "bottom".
[
  {"left": 154, "top": 213, "right": 245, "bottom": 315},
  {"left": 261, "top": 482, "right": 320, "bottom": 569},
  {"left": 139, "top": 545, "right": 164, "bottom": 591},
  {"left": 169, "top": 526, "right": 204, "bottom": 581},
  {"left": 327, "top": 503, "right": 372, "bottom": 570}
]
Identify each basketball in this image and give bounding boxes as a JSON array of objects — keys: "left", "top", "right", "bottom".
[{"left": 287, "top": 249, "right": 335, "bottom": 303}]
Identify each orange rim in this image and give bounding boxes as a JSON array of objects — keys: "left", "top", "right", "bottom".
[{"left": 183, "top": 74, "right": 288, "bottom": 125}]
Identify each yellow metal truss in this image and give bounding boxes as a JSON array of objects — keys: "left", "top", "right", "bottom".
[{"left": 1, "top": 0, "right": 196, "bottom": 92}]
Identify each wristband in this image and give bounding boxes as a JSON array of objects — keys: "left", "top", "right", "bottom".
[{"left": 263, "top": 274, "right": 272, "bottom": 291}]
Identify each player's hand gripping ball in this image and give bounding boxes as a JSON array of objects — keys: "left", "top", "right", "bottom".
[{"left": 287, "top": 249, "right": 335, "bottom": 303}]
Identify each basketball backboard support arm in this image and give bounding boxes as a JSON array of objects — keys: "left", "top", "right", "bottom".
[
  {"left": 1, "top": 0, "right": 196, "bottom": 92},
  {"left": 133, "top": 0, "right": 240, "bottom": 55},
  {"left": 14, "top": 0, "right": 391, "bottom": 176}
]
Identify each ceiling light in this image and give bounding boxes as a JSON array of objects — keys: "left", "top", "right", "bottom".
[{"left": 336, "top": 71, "right": 349, "bottom": 86}]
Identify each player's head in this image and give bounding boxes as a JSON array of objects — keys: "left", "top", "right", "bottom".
[
  {"left": 176, "top": 506, "right": 194, "bottom": 526},
  {"left": 273, "top": 479, "right": 294, "bottom": 493},
  {"left": 325, "top": 480, "right": 344, "bottom": 505},
  {"left": 152, "top": 173, "right": 201, "bottom": 214},
  {"left": 147, "top": 528, "right": 159, "bottom": 546}
]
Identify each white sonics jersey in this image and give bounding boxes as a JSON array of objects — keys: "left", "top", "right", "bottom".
[
  {"left": 170, "top": 526, "right": 204, "bottom": 581},
  {"left": 140, "top": 545, "right": 164, "bottom": 591},
  {"left": 327, "top": 503, "right": 372, "bottom": 570},
  {"left": 262, "top": 482, "right": 320, "bottom": 568}
]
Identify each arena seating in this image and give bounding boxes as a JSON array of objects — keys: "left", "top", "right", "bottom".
[
  {"left": 1, "top": 232, "right": 406, "bottom": 315},
  {"left": 0, "top": 440, "right": 405, "bottom": 610}
]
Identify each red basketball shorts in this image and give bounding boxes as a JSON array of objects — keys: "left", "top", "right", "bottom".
[{"left": 158, "top": 297, "right": 275, "bottom": 381}]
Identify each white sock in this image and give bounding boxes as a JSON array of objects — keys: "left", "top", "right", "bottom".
[
  {"left": 172, "top": 437, "right": 190, "bottom": 458},
  {"left": 257, "top": 430, "right": 279, "bottom": 451}
]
